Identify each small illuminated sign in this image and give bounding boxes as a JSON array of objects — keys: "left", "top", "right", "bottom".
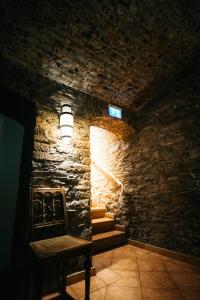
[{"left": 108, "top": 105, "right": 122, "bottom": 119}]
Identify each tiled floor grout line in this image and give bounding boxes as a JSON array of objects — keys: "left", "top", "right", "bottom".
[
  {"left": 161, "top": 256, "right": 185, "bottom": 300},
  {"left": 137, "top": 249, "right": 153, "bottom": 300},
  {"left": 136, "top": 255, "right": 144, "bottom": 300},
  {"left": 104, "top": 249, "right": 114, "bottom": 300},
  {"left": 136, "top": 248, "right": 188, "bottom": 300},
  {"left": 110, "top": 248, "right": 114, "bottom": 266},
  {"left": 102, "top": 247, "right": 143, "bottom": 300},
  {"left": 103, "top": 284, "right": 108, "bottom": 300},
  {"left": 45, "top": 246, "right": 200, "bottom": 300},
  {"left": 91, "top": 245, "right": 200, "bottom": 300},
  {"left": 110, "top": 249, "right": 140, "bottom": 281}
]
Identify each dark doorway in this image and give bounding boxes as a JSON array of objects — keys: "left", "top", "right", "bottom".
[
  {"left": 0, "top": 88, "right": 36, "bottom": 299},
  {"left": 0, "top": 114, "right": 24, "bottom": 272}
]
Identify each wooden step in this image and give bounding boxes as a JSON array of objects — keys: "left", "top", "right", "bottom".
[
  {"left": 92, "top": 217, "right": 115, "bottom": 234},
  {"left": 105, "top": 212, "right": 115, "bottom": 219},
  {"left": 91, "top": 207, "right": 107, "bottom": 219},
  {"left": 92, "top": 230, "right": 127, "bottom": 254},
  {"left": 114, "top": 224, "right": 126, "bottom": 232}
]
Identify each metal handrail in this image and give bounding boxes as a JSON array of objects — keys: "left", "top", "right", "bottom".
[{"left": 91, "top": 159, "right": 124, "bottom": 202}]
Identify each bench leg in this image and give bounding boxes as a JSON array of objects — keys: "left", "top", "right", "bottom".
[
  {"left": 61, "top": 263, "right": 67, "bottom": 299},
  {"left": 35, "top": 265, "right": 43, "bottom": 300},
  {"left": 84, "top": 254, "right": 92, "bottom": 300}
]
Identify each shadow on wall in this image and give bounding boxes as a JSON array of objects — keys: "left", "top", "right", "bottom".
[{"left": 128, "top": 55, "right": 200, "bottom": 256}]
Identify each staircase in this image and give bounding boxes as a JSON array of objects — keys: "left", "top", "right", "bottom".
[{"left": 91, "top": 206, "right": 127, "bottom": 254}]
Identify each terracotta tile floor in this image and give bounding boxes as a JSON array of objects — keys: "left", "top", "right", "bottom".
[{"left": 44, "top": 244, "right": 200, "bottom": 300}]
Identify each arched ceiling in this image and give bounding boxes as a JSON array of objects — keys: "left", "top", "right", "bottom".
[{"left": 1, "top": 0, "right": 200, "bottom": 111}]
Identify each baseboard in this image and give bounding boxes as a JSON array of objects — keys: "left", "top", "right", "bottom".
[
  {"left": 66, "top": 266, "right": 96, "bottom": 285},
  {"left": 128, "top": 239, "right": 200, "bottom": 266}
]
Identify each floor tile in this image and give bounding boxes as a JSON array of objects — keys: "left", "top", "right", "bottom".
[
  {"left": 142, "top": 288, "right": 182, "bottom": 300},
  {"left": 105, "top": 286, "right": 142, "bottom": 300},
  {"left": 113, "top": 270, "right": 140, "bottom": 287},
  {"left": 113, "top": 245, "right": 136, "bottom": 258},
  {"left": 69, "top": 276, "right": 106, "bottom": 299},
  {"left": 130, "top": 246, "right": 149, "bottom": 258},
  {"left": 96, "top": 268, "right": 121, "bottom": 284},
  {"left": 90, "top": 276, "right": 107, "bottom": 290},
  {"left": 93, "top": 250, "right": 113, "bottom": 269},
  {"left": 68, "top": 281, "right": 85, "bottom": 299},
  {"left": 93, "top": 261, "right": 106, "bottom": 272},
  {"left": 111, "top": 257, "right": 138, "bottom": 271},
  {"left": 110, "top": 277, "right": 140, "bottom": 288},
  {"left": 113, "top": 251, "right": 136, "bottom": 260},
  {"left": 137, "top": 257, "right": 166, "bottom": 271},
  {"left": 170, "top": 272, "right": 200, "bottom": 288},
  {"left": 65, "top": 245, "right": 200, "bottom": 300},
  {"left": 179, "top": 289, "right": 200, "bottom": 300},
  {"left": 79, "top": 287, "right": 107, "bottom": 300},
  {"left": 140, "top": 271, "right": 175, "bottom": 289},
  {"left": 93, "top": 250, "right": 113, "bottom": 260},
  {"left": 112, "top": 270, "right": 140, "bottom": 287},
  {"left": 116, "top": 244, "right": 135, "bottom": 251},
  {"left": 136, "top": 250, "right": 151, "bottom": 258},
  {"left": 93, "top": 257, "right": 113, "bottom": 270},
  {"left": 163, "top": 259, "right": 200, "bottom": 273},
  {"left": 66, "top": 288, "right": 79, "bottom": 300}
]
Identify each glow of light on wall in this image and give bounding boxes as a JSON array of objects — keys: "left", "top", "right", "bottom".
[
  {"left": 90, "top": 126, "right": 124, "bottom": 208},
  {"left": 108, "top": 105, "right": 122, "bottom": 119},
  {"left": 90, "top": 126, "right": 106, "bottom": 163},
  {"left": 60, "top": 104, "right": 73, "bottom": 143}
]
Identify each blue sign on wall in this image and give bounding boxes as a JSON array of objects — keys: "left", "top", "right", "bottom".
[{"left": 108, "top": 105, "right": 122, "bottom": 119}]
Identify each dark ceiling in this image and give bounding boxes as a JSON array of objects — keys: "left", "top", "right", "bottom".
[{"left": 1, "top": 0, "right": 200, "bottom": 111}]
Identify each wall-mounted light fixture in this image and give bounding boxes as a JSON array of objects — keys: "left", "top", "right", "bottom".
[{"left": 60, "top": 104, "right": 73, "bottom": 143}]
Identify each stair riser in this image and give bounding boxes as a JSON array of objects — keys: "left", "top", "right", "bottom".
[
  {"left": 92, "top": 221, "right": 115, "bottom": 234},
  {"left": 91, "top": 211, "right": 106, "bottom": 219},
  {"left": 93, "top": 235, "right": 127, "bottom": 254}
]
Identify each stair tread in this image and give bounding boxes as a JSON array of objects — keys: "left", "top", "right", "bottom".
[
  {"left": 92, "top": 218, "right": 114, "bottom": 224},
  {"left": 92, "top": 230, "right": 126, "bottom": 241},
  {"left": 91, "top": 207, "right": 107, "bottom": 212}
]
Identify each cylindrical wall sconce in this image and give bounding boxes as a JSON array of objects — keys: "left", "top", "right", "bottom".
[{"left": 60, "top": 104, "right": 73, "bottom": 143}]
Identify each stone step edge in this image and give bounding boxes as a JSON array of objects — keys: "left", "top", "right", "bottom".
[
  {"left": 105, "top": 212, "right": 114, "bottom": 219},
  {"left": 92, "top": 217, "right": 115, "bottom": 224},
  {"left": 91, "top": 207, "right": 107, "bottom": 212},
  {"left": 92, "top": 230, "right": 126, "bottom": 241}
]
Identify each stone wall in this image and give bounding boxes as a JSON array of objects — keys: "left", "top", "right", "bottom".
[
  {"left": 32, "top": 99, "right": 134, "bottom": 240},
  {"left": 123, "top": 59, "right": 200, "bottom": 256},
  {"left": 32, "top": 100, "right": 91, "bottom": 240},
  {"left": 1, "top": 55, "right": 200, "bottom": 258},
  {"left": 29, "top": 88, "right": 135, "bottom": 280},
  {"left": 0, "top": 57, "right": 134, "bottom": 242}
]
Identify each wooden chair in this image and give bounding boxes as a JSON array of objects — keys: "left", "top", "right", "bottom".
[
  {"left": 30, "top": 187, "right": 67, "bottom": 241},
  {"left": 29, "top": 187, "right": 92, "bottom": 300}
]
